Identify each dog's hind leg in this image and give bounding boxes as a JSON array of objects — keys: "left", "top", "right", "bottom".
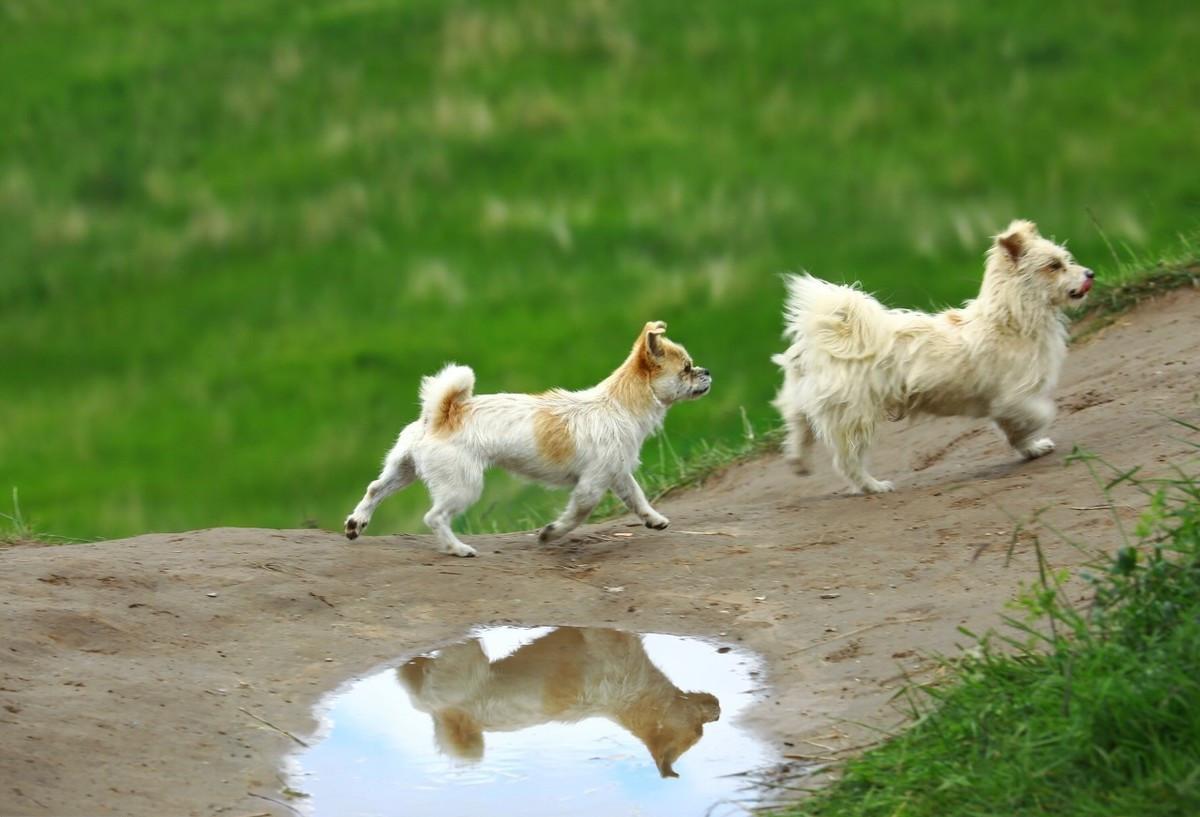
[
  {"left": 345, "top": 424, "right": 420, "bottom": 539},
  {"left": 994, "top": 396, "right": 1056, "bottom": 460},
  {"left": 610, "top": 472, "right": 669, "bottom": 530},
  {"left": 538, "top": 476, "right": 608, "bottom": 544},
  {"left": 423, "top": 463, "right": 485, "bottom": 557},
  {"left": 779, "top": 408, "right": 816, "bottom": 476}
]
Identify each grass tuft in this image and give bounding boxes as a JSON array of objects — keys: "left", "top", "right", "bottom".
[
  {"left": 1, "top": 487, "right": 85, "bottom": 546},
  {"left": 0, "top": 488, "right": 34, "bottom": 545}
]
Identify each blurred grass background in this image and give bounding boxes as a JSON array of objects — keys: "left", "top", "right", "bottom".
[{"left": 2, "top": 0, "right": 1198, "bottom": 541}]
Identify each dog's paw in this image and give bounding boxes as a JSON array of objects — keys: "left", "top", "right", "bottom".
[
  {"left": 440, "top": 541, "right": 478, "bottom": 557},
  {"left": 1021, "top": 438, "right": 1056, "bottom": 459},
  {"left": 785, "top": 457, "right": 812, "bottom": 476},
  {"left": 538, "top": 524, "right": 561, "bottom": 544},
  {"left": 344, "top": 515, "right": 365, "bottom": 540},
  {"left": 643, "top": 512, "right": 670, "bottom": 531},
  {"left": 861, "top": 479, "right": 895, "bottom": 494}
]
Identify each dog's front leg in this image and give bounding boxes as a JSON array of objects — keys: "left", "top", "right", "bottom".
[
  {"left": 994, "top": 396, "right": 1056, "bottom": 459},
  {"left": 345, "top": 450, "right": 417, "bottom": 539},
  {"left": 610, "top": 472, "right": 669, "bottom": 530},
  {"left": 831, "top": 435, "right": 894, "bottom": 494},
  {"left": 539, "top": 478, "right": 607, "bottom": 544}
]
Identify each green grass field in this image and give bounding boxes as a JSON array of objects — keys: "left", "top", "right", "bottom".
[{"left": 3, "top": 0, "right": 1199, "bottom": 540}]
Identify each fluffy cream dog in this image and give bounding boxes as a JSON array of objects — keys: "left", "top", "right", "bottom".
[
  {"left": 344, "top": 321, "right": 711, "bottom": 556},
  {"left": 772, "top": 220, "right": 1094, "bottom": 494},
  {"left": 397, "top": 627, "right": 721, "bottom": 778}
]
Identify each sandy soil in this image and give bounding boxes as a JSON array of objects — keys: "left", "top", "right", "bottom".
[{"left": 2, "top": 289, "right": 1198, "bottom": 817}]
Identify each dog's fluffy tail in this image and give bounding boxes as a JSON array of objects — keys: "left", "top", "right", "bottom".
[
  {"left": 781, "top": 273, "right": 895, "bottom": 362},
  {"left": 419, "top": 363, "right": 476, "bottom": 434}
]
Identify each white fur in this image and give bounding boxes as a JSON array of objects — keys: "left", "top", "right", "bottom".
[
  {"left": 344, "top": 322, "right": 711, "bottom": 556},
  {"left": 772, "top": 219, "right": 1094, "bottom": 494}
]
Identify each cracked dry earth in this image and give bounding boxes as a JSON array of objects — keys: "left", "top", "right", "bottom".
[{"left": 2, "top": 288, "right": 1198, "bottom": 817}]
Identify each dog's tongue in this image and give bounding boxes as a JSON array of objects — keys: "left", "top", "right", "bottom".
[{"left": 1079, "top": 277, "right": 1093, "bottom": 295}]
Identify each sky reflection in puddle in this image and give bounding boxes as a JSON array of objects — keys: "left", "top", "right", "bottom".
[{"left": 291, "top": 626, "right": 774, "bottom": 817}]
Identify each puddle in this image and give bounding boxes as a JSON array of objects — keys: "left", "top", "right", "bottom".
[{"left": 291, "top": 626, "right": 776, "bottom": 817}]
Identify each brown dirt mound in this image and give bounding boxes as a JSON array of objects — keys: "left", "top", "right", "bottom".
[{"left": 2, "top": 288, "right": 1198, "bottom": 816}]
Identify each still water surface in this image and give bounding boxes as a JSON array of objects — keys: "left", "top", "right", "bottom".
[{"left": 291, "top": 626, "right": 775, "bottom": 817}]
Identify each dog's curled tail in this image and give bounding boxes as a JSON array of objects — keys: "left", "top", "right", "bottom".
[
  {"left": 419, "top": 363, "right": 476, "bottom": 434},
  {"left": 781, "top": 273, "right": 893, "bottom": 361}
]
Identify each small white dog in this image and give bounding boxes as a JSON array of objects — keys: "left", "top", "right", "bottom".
[
  {"left": 345, "top": 321, "right": 711, "bottom": 556},
  {"left": 772, "top": 219, "right": 1093, "bottom": 494},
  {"left": 398, "top": 627, "right": 720, "bottom": 777}
]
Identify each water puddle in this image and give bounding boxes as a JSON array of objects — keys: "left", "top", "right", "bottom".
[{"left": 290, "top": 626, "right": 776, "bottom": 816}]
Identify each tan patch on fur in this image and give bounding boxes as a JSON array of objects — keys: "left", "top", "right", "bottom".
[
  {"left": 606, "top": 355, "right": 656, "bottom": 412},
  {"left": 605, "top": 328, "right": 690, "bottom": 413},
  {"left": 540, "top": 658, "right": 584, "bottom": 717},
  {"left": 533, "top": 409, "right": 575, "bottom": 464},
  {"left": 431, "top": 388, "right": 471, "bottom": 436},
  {"left": 944, "top": 310, "right": 965, "bottom": 326}
]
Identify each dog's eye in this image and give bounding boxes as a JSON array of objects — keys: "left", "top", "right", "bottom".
[{"left": 1048, "top": 259, "right": 1063, "bottom": 271}]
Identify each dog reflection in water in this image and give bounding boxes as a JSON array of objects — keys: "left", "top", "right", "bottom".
[{"left": 398, "top": 627, "right": 721, "bottom": 778}]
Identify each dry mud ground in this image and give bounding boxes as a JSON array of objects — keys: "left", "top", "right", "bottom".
[{"left": 3, "top": 289, "right": 1199, "bottom": 817}]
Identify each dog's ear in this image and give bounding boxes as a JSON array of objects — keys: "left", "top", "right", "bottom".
[
  {"left": 397, "top": 656, "right": 431, "bottom": 693},
  {"left": 996, "top": 220, "right": 1039, "bottom": 262},
  {"left": 688, "top": 691, "right": 721, "bottom": 723},
  {"left": 643, "top": 321, "right": 668, "bottom": 358}
]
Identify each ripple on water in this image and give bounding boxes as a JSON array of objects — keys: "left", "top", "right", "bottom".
[{"left": 290, "top": 625, "right": 775, "bottom": 817}]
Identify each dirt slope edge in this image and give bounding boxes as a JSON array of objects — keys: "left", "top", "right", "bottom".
[{"left": 2, "top": 289, "right": 1198, "bottom": 817}]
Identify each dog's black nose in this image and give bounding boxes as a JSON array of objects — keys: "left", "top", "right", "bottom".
[
  {"left": 1084, "top": 268, "right": 1095, "bottom": 279},
  {"left": 696, "top": 368, "right": 710, "bottom": 378}
]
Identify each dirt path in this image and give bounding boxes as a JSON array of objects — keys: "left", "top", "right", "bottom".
[{"left": 2, "top": 289, "right": 1198, "bottom": 817}]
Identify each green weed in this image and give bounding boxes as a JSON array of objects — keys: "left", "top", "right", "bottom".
[{"left": 0, "top": 486, "right": 82, "bottom": 545}]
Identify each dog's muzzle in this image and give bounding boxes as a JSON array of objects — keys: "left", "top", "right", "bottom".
[
  {"left": 1069, "top": 269, "right": 1095, "bottom": 299},
  {"left": 692, "top": 369, "right": 712, "bottom": 396}
]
